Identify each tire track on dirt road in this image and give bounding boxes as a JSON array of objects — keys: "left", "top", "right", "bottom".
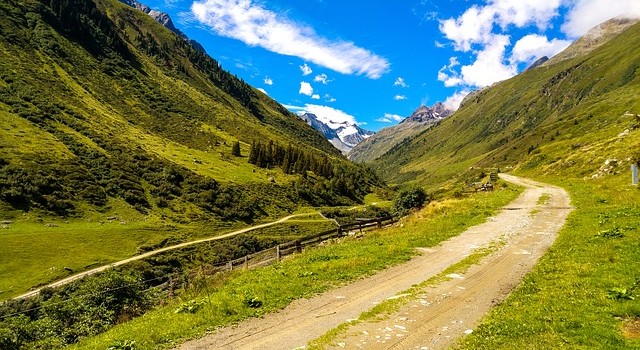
[{"left": 177, "top": 175, "right": 572, "bottom": 350}]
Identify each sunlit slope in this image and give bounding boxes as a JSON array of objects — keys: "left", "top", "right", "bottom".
[
  {"left": 0, "top": 0, "right": 369, "bottom": 220},
  {"left": 372, "top": 20, "right": 640, "bottom": 187}
]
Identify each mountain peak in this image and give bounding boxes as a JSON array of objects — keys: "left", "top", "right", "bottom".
[
  {"left": 400, "top": 102, "right": 452, "bottom": 124},
  {"left": 119, "top": 0, "right": 206, "bottom": 52},
  {"left": 298, "top": 113, "right": 374, "bottom": 154},
  {"left": 544, "top": 16, "right": 639, "bottom": 66}
]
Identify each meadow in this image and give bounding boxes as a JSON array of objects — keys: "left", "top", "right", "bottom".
[
  {"left": 460, "top": 175, "right": 640, "bottom": 349},
  {"left": 68, "top": 183, "right": 521, "bottom": 349}
]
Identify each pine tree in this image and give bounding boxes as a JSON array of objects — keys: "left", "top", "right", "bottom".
[{"left": 231, "top": 141, "right": 241, "bottom": 157}]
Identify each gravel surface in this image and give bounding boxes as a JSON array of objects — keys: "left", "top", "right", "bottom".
[{"left": 176, "top": 174, "right": 572, "bottom": 350}]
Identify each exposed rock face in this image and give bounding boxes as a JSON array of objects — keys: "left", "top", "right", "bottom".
[
  {"left": 299, "top": 113, "right": 374, "bottom": 154},
  {"left": 400, "top": 102, "right": 452, "bottom": 125},
  {"left": 119, "top": 0, "right": 205, "bottom": 52},
  {"left": 348, "top": 103, "right": 453, "bottom": 163},
  {"left": 525, "top": 56, "right": 549, "bottom": 71}
]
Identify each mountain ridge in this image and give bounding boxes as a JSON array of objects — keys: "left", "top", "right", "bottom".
[
  {"left": 119, "top": 0, "right": 206, "bottom": 52},
  {"left": 348, "top": 103, "right": 453, "bottom": 163},
  {"left": 371, "top": 18, "right": 640, "bottom": 188},
  {"left": 0, "top": 0, "right": 377, "bottom": 224},
  {"left": 299, "top": 112, "right": 374, "bottom": 154}
]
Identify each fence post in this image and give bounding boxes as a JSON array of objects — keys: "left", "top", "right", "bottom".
[
  {"left": 295, "top": 240, "right": 302, "bottom": 253},
  {"left": 244, "top": 256, "right": 248, "bottom": 270},
  {"left": 337, "top": 226, "right": 342, "bottom": 236},
  {"left": 377, "top": 219, "right": 382, "bottom": 229},
  {"left": 227, "top": 261, "right": 232, "bottom": 271},
  {"left": 632, "top": 164, "right": 638, "bottom": 185},
  {"left": 276, "top": 245, "right": 281, "bottom": 262}
]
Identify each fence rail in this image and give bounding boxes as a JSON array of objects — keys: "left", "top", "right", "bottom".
[{"left": 211, "top": 216, "right": 395, "bottom": 273}]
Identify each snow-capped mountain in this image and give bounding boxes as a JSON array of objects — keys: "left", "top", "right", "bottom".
[{"left": 299, "top": 113, "right": 374, "bottom": 154}]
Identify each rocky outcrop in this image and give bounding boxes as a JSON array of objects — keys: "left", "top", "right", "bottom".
[
  {"left": 119, "top": 0, "right": 205, "bottom": 52},
  {"left": 525, "top": 56, "right": 549, "bottom": 71}
]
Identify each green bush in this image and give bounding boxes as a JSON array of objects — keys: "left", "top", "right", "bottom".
[{"left": 392, "top": 187, "right": 429, "bottom": 217}]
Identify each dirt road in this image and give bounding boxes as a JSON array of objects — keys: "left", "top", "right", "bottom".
[
  {"left": 12, "top": 213, "right": 317, "bottom": 301},
  {"left": 177, "top": 174, "right": 572, "bottom": 350}
]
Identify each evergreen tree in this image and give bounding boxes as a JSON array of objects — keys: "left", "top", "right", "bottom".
[{"left": 231, "top": 141, "right": 241, "bottom": 157}]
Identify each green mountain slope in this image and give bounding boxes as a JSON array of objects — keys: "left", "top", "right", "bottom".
[
  {"left": 0, "top": 0, "right": 377, "bottom": 222},
  {"left": 349, "top": 103, "right": 451, "bottom": 163},
  {"left": 372, "top": 19, "right": 640, "bottom": 189}
]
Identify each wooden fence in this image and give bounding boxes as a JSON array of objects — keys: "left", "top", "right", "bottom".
[{"left": 211, "top": 216, "right": 395, "bottom": 272}]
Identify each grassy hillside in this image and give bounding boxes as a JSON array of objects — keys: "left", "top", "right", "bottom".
[
  {"left": 367, "top": 18, "right": 640, "bottom": 349},
  {"left": 348, "top": 119, "right": 438, "bottom": 163},
  {"left": 0, "top": 0, "right": 384, "bottom": 299},
  {"left": 372, "top": 20, "right": 640, "bottom": 190},
  {"left": 0, "top": 0, "right": 384, "bottom": 219}
]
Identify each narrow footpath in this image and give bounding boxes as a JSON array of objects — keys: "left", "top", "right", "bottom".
[
  {"left": 13, "top": 213, "right": 317, "bottom": 300},
  {"left": 177, "top": 174, "right": 572, "bottom": 350}
]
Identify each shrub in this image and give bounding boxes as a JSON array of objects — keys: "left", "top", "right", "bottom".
[{"left": 392, "top": 187, "right": 429, "bottom": 217}]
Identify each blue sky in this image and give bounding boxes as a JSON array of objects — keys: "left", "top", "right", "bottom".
[{"left": 141, "top": 0, "right": 640, "bottom": 131}]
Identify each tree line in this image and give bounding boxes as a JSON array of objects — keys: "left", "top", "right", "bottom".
[{"left": 248, "top": 141, "right": 334, "bottom": 178}]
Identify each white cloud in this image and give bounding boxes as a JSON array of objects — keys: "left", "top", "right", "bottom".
[
  {"left": 263, "top": 76, "right": 273, "bottom": 85},
  {"left": 439, "top": 0, "right": 562, "bottom": 52},
  {"left": 299, "top": 81, "right": 313, "bottom": 96},
  {"left": 511, "top": 34, "right": 572, "bottom": 64},
  {"left": 437, "top": 0, "right": 568, "bottom": 88},
  {"left": 459, "top": 35, "right": 517, "bottom": 87},
  {"left": 286, "top": 103, "right": 361, "bottom": 127},
  {"left": 394, "top": 95, "right": 408, "bottom": 100},
  {"left": 562, "top": 0, "right": 640, "bottom": 38},
  {"left": 386, "top": 113, "right": 404, "bottom": 122},
  {"left": 491, "top": 0, "right": 563, "bottom": 30},
  {"left": 394, "top": 77, "right": 408, "bottom": 87},
  {"left": 300, "top": 63, "right": 312, "bottom": 76},
  {"left": 440, "top": 5, "right": 496, "bottom": 52},
  {"left": 282, "top": 104, "right": 305, "bottom": 112},
  {"left": 314, "top": 73, "right": 330, "bottom": 84},
  {"left": 438, "top": 57, "right": 464, "bottom": 87},
  {"left": 191, "top": 0, "right": 390, "bottom": 78},
  {"left": 376, "top": 113, "right": 404, "bottom": 123},
  {"left": 311, "top": 94, "right": 320, "bottom": 99},
  {"left": 439, "top": 36, "right": 517, "bottom": 88},
  {"left": 443, "top": 90, "right": 470, "bottom": 111},
  {"left": 324, "top": 94, "right": 336, "bottom": 102},
  {"left": 257, "top": 87, "right": 268, "bottom": 95}
]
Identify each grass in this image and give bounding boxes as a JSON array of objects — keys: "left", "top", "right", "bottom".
[
  {"left": 0, "top": 209, "right": 335, "bottom": 301},
  {"left": 537, "top": 193, "right": 551, "bottom": 205},
  {"left": 70, "top": 185, "right": 522, "bottom": 350},
  {"left": 459, "top": 175, "right": 640, "bottom": 349},
  {"left": 0, "top": 221, "right": 174, "bottom": 299}
]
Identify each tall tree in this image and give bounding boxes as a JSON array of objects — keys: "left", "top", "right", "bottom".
[{"left": 231, "top": 141, "right": 241, "bottom": 157}]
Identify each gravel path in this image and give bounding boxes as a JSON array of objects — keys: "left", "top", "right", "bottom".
[{"left": 177, "top": 174, "right": 572, "bottom": 350}]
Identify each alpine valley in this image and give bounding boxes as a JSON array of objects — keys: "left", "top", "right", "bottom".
[{"left": 1, "top": 1, "right": 640, "bottom": 350}]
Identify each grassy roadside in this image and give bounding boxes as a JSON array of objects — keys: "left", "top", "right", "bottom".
[
  {"left": 71, "top": 185, "right": 522, "bottom": 350},
  {"left": 460, "top": 175, "right": 640, "bottom": 349}
]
